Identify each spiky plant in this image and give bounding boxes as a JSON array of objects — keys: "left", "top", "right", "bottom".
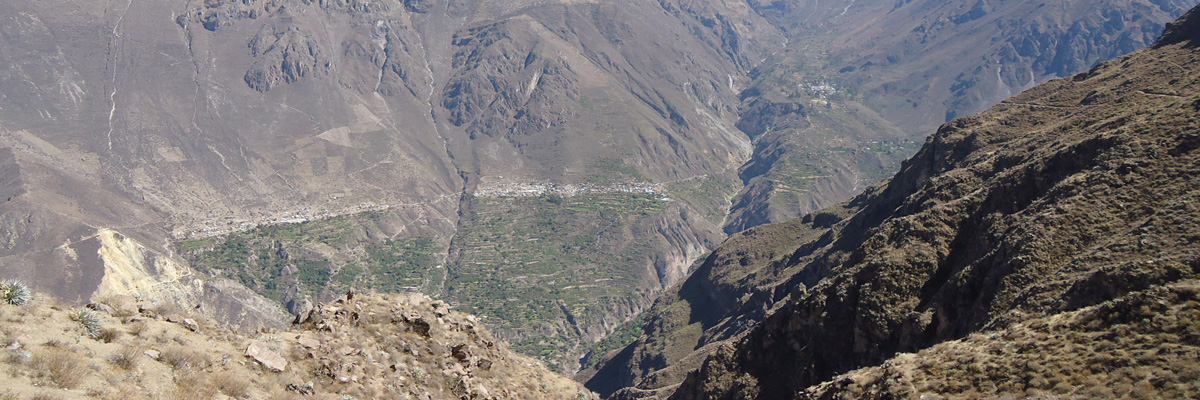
[
  {"left": 2, "top": 280, "right": 30, "bottom": 306},
  {"left": 71, "top": 307, "right": 102, "bottom": 339}
]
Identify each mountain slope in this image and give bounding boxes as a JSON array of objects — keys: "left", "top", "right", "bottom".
[
  {"left": 723, "top": 0, "right": 1195, "bottom": 232},
  {"left": 670, "top": 5, "right": 1200, "bottom": 398},
  {"left": 584, "top": 1, "right": 1196, "bottom": 394},
  {"left": 0, "top": 0, "right": 781, "bottom": 371}
]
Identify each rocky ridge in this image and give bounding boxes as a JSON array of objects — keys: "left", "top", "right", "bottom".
[{"left": 0, "top": 289, "right": 593, "bottom": 399}]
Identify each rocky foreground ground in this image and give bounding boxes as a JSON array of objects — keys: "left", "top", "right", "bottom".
[{"left": 0, "top": 286, "right": 594, "bottom": 399}]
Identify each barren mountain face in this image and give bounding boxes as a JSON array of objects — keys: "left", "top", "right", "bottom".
[
  {"left": 0, "top": 0, "right": 1191, "bottom": 375},
  {"left": 0, "top": 0, "right": 781, "bottom": 371}
]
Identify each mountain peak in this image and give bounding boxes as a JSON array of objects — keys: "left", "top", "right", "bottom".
[{"left": 1157, "top": 5, "right": 1200, "bottom": 47}]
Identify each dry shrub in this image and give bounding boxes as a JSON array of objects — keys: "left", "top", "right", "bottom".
[
  {"left": 30, "top": 393, "right": 64, "bottom": 400},
  {"left": 159, "top": 345, "right": 209, "bottom": 371},
  {"left": 96, "top": 383, "right": 144, "bottom": 400},
  {"left": 32, "top": 348, "right": 89, "bottom": 389},
  {"left": 6, "top": 348, "right": 32, "bottom": 365},
  {"left": 107, "top": 344, "right": 141, "bottom": 370},
  {"left": 0, "top": 391, "right": 17, "bottom": 400},
  {"left": 212, "top": 370, "right": 252, "bottom": 398},
  {"left": 168, "top": 372, "right": 218, "bottom": 400},
  {"left": 147, "top": 302, "right": 182, "bottom": 320},
  {"left": 127, "top": 320, "right": 148, "bottom": 337},
  {"left": 97, "top": 327, "right": 122, "bottom": 343}
]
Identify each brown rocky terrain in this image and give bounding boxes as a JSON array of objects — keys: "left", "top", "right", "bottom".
[
  {"left": 590, "top": 3, "right": 1200, "bottom": 398},
  {"left": 0, "top": 287, "right": 593, "bottom": 399}
]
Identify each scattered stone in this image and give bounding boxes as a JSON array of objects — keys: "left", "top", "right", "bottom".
[
  {"left": 181, "top": 318, "right": 199, "bottom": 332},
  {"left": 144, "top": 349, "right": 161, "bottom": 360},
  {"left": 408, "top": 316, "right": 431, "bottom": 337},
  {"left": 286, "top": 382, "right": 314, "bottom": 395},
  {"left": 451, "top": 344, "right": 470, "bottom": 361},
  {"left": 86, "top": 302, "right": 115, "bottom": 316},
  {"left": 297, "top": 334, "right": 320, "bottom": 349},
  {"left": 433, "top": 302, "right": 450, "bottom": 317},
  {"left": 6, "top": 349, "right": 31, "bottom": 365},
  {"left": 245, "top": 341, "right": 288, "bottom": 372},
  {"left": 291, "top": 298, "right": 314, "bottom": 324}
]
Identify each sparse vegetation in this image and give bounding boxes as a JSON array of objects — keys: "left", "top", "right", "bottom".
[
  {"left": 97, "top": 327, "right": 121, "bottom": 343},
  {"left": 579, "top": 315, "right": 646, "bottom": 370},
  {"left": 32, "top": 348, "right": 88, "bottom": 389},
  {"left": 212, "top": 370, "right": 251, "bottom": 398},
  {"left": 181, "top": 210, "right": 443, "bottom": 303},
  {"left": 106, "top": 345, "right": 141, "bottom": 370},
  {"left": 127, "top": 320, "right": 148, "bottom": 337},
  {"left": 160, "top": 345, "right": 209, "bottom": 371}
]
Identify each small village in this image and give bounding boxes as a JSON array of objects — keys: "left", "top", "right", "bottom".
[
  {"left": 475, "top": 181, "right": 665, "bottom": 199},
  {"left": 176, "top": 201, "right": 394, "bottom": 239}
]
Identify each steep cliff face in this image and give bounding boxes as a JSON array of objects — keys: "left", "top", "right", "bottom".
[
  {"left": 93, "top": 228, "right": 291, "bottom": 332},
  {"left": 668, "top": 6, "right": 1200, "bottom": 398}
]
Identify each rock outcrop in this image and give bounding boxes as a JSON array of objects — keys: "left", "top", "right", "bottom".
[{"left": 0, "top": 289, "right": 594, "bottom": 399}]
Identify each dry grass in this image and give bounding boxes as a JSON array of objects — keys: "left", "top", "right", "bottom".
[
  {"left": 159, "top": 345, "right": 209, "bottom": 371},
  {"left": 107, "top": 344, "right": 141, "bottom": 370},
  {"left": 31, "top": 348, "right": 89, "bottom": 389},
  {"left": 95, "top": 384, "right": 146, "bottom": 400},
  {"left": 29, "top": 393, "right": 64, "bottom": 400},
  {"left": 3, "top": 291, "right": 589, "bottom": 400},
  {"left": 6, "top": 348, "right": 32, "bottom": 365},
  {"left": 127, "top": 320, "right": 148, "bottom": 337},
  {"left": 168, "top": 372, "right": 219, "bottom": 400},
  {"left": 97, "top": 327, "right": 122, "bottom": 343},
  {"left": 146, "top": 302, "right": 182, "bottom": 320},
  {"left": 212, "top": 370, "right": 252, "bottom": 398}
]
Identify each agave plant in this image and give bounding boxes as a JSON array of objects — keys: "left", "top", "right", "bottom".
[
  {"left": 2, "top": 280, "right": 31, "bottom": 306},
  {"left": 71, "top": 307, "right": 102, "bottom": 339}
]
